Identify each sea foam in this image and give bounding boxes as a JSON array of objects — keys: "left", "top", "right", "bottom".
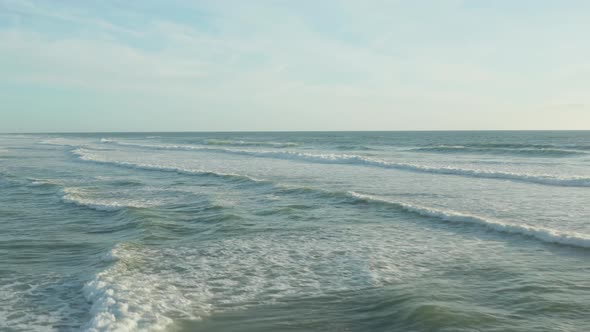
[
  {"left": 100, "top": 140, "right": 590, "bottom": 187},
  {"left": 71, "top": 147, "right": 590, "bottom": 249},
  {"left": 348, "top": 192, "right": 590, "bottom": 249},
  {"left": 82, "top": 244, "right": 199, "bottom": 332},
  {"left": 60, "top": 187, "right": 152, "bottom": 212},
  {"left": 72, "top": 148, "right": 268, "bottom": 185}
]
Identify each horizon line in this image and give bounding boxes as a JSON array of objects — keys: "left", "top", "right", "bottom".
[{"left": 2, "top": 129, "right": 590, "bottom": 134}]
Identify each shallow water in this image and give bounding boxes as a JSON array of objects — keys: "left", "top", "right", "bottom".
[{"left": 1, "top": 131, "right": 589, "bottom": 331}]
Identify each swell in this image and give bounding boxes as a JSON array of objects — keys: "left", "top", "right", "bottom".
[
  {"left": 60, "top": 187, "right": 149, "bottom": 212},
  {"left": 21, "top": 175, "right": 153, "bottom": 212},
  {"left": 102, "top": 137, "right": 298, "bottom": 148},
  {"left": 73, "top": 147, "right": 589, "bottom": 249},
  {"left": 409, "top": 145, "right": 586, "bottom": 157},
  {"left": 72, "top": 148, "right": 270, "bottom": 185},
  {"left": 335, "top": 145, "right": 376, "bottom": 151},
  {"left": 269, "top": 186, "right": 590, "bottom": 249},
  {"left": 101, "top": 140, "right": 590, "bottom": 187},
  {"left": 204, "top": 139, "right": 299, "bottom": 148},
  {"left": 27, "top": 178, "right": 64, "bottom": 187},
  {"left": 39, "top": 138, "right": 89, "bottom": 147},
  {"left": 455, "top": 143, "right": 590, "bottom": 150},
  {"left": 347, "top": 192, "right": 590, "bottom": 249}
]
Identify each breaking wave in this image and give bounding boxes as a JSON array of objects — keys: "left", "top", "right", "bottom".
[
  {"left": 68, "top": 148, "right": 590, "bottom": 249},
  {"left": 72, "top": 148, "right": 269, "bottom": 185},
  {"left": 348, "top": 192, "right": 590, "bottom": 249},
  {"left": 60, "top": 187, "right": 153, "bottom": 212},
  {"left": 99, "top": 140, "right": 590, "bottom": 187}
]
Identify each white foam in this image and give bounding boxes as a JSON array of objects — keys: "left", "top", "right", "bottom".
[
  {"left": 349, "top": 192, "right": 590, "bottom": 249},
  {"left": 100, "top": 140, "right": 590, "bottom": 187},
  {"left": 72, "top": 145, "right": 590, "bottom": 248},
  {"left": 82, "top": 245, "right": 200, "bottom": 332},
  {"left": 72, "top": 148, "right": 267, "bottom": 184},
  {"left": 82, "top": 232, "right": 425, "bottom": 330},
  {"left": 60, "top": 187, "right": 153, "bottom": 212},
  {"left": 28, "top": 178, "right": 63, "bottom": 187},
  {"left": 80, "top": 193, "right": 590, "bottom": 331}
]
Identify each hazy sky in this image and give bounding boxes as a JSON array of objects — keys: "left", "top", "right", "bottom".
[{"left": 1, "top": 0, "right": 589, "bottom": 132}]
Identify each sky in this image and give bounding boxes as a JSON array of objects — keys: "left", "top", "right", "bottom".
[{"left": 1, "top": 0, "right": 589, "bottom": 132}]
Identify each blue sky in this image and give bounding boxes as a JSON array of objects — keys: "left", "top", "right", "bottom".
[{"left": 1, "top": 0, "right": 589, "bottom": 132}]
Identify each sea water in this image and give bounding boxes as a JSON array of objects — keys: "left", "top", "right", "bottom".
[{"left": 1, "top": 131, "right": 589, "bottom": 331}]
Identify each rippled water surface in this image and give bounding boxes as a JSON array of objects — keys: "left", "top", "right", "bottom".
[{"left": 1, "top": 131, "right": 589, "bottom": 331}]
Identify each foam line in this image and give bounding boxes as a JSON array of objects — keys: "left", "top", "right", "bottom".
[
  {"left": 72, "top": 148, "right": 269, "bottom": 185},
  {"left": 101, "top": 140, "right": 590, "bottom": 187},
  {"left": 349, "top": 192, "right": 590, "bottom": 249}
]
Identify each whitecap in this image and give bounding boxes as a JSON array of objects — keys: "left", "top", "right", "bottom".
[
  {"left": 72, "top": 148, "right": 268, "bottom": 184},
  {"left": 348, "top": 192, "right": 590, "bottom": 249},
  {"left": 60, "top": 187, "right": 153, "bottom": 212},
  {"left": 98, "top": 140, "right": 590, "bottom": 187}
]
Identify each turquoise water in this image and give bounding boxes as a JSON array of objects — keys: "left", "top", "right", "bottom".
[{"left": 1, "top": 131, "right": 589, "bottom": 331}]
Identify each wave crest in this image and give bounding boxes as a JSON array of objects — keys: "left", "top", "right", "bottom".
[
  {"left": 409, "top": 145, "right": 586, "bottom": 157},
  {"left": 83, "top": 244, "right": 199, "bottom": 331},
  {"left": 97, "top": 140, "right": 590, "bottom": 187},
  {"left": 60, "top": 187, "right": 152, "bottom": 212},
  {"left": 205, "top": 139, "right": 298, "bottom": 148},
  {"left": 70, "top": 148, "right": 590, "bottom": 249},
  {"left": 72, "top": 148, "right": 269, "bottom": 185},
  {"left": 348, "top": 192, "right": 590, "bottom": 249}
]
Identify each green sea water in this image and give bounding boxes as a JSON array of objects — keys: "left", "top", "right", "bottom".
[{"left": 1, "top": 131, "right": 589, "bottom": 331}]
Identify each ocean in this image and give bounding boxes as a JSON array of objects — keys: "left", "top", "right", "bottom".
[{"left": 0, "top": 131, "right": 589, "bottom": 331}]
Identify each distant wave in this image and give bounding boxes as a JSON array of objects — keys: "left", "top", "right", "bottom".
[
  {"left": 466, "top": 143, "right": 556, "bottom": 149},
  {"left": 100, "top": 140, "right": 590, "bottom": 187},
  {"left": 93, "top": 176, "right": 145, "bottom": 187},
  {"left": 73, "top": 148, "right": 269, "bottom": 185},
  {"left": 39, "top": 138, "right": 88, "bottom": 147},
  {"left": 204, "top": 139, "right": 299, "bottom": 148},
  {"left": 102, "top": 137, "right": 298, "bottom": 148},
  {"left": 258, "top": 186, "right": 590, "bottom": 249},
  {"left": 458, "top": 143, "right": 590, "bottom": 150},
  {"left": 414, "top": 142, "right": 590, "bottom": 152},
  {"left": 27, "top": 178, "right": 63, "bottom": 187},
  {"left": 335, "top": 145, "right": 376, "bottom": 151},
  {"left": 348, "top": 192, "right": 590, "bottom": 249},
  {"left": 409, "top": 145, "right": 586, "bottom": 157},
  {"left": 568, "top": 145, "right": 590, "bottom": 151},
  {"left": 70, "top": 148, "right": 590, "bottom": 248},
  {"left": 60, "top": 187, "right": 151, "bottom": 212}
]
